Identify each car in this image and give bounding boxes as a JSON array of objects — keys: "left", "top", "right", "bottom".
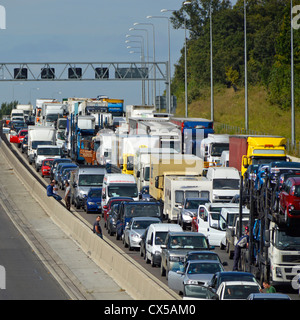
[
  {"left": 106, "top": 204, "right": 120, "bottom": 236},
  {"left": 139, "top": 186, "right": 152, "bottom": 201},
  {"left": 123, "top": 217, "right": 161, "bottom": 251},
  {"left": 41, "top": 158, "right": 54, "bottom": 177},
  {"left": 247, "top": 292, "right": 291, "bottom": 300},
  {"left": 207, "top": 271, "right": 258, "bottom": 292},
  {"left": 103, "top": 197, "right": 134, "bottom": 225},
  {"left": 49, "top": 158, "right": 72, "bottom": 181},
  {"left": 183, "top": 251, "right": 228, "bottom": 267},
  {"left": 21, "top": 135, "right": 28, "bottom": 154},
  {"left": 10, "top": 128, "right": 28, "bottom": 146},
  {"left": 58, "top": 167, "right": 78, "bottom": 190},
  {"left": 279, "top": 176, "right": 300, "bottom": 224},
  {"left": 216, "top": 281, "right": 261, "bottom": 300},
  {"left": 178, "top": 197, "right": 210, "bottom": 230},
  {"left": 160, "top": 231, "right": 211, "bottom": 279},
  {"left": 183, "top": 284, "right": 219, "bottom": 300},
  {"left": 168, "top": 259, "right": 225, "bottom": 295},
  {"left": 83, "top": 188, "right": 102, "bottom": 214},
  {"left": 54, "top": 162, "right": 77, "bottom": 183},
  {"left": 139, "top": 227, "right": 150, "bottom": 259}
]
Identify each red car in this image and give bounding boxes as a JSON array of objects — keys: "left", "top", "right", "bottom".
[
  {"left": 41, "top": 158, "right": 55, "bottom": 177},
  {"left": 9, "top": 129, "right": 28, "bottom": 147},
  {"left": 279, "top": 176, "right": 300, "bottom": 224}
]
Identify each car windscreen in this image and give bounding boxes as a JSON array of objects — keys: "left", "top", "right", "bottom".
[
  {"left": 223, "top": 284, "right": 260, "bottom": 300},
  {"left": 79, "top": 174, "right": 104, "bottom": 186},
  {"left": 89, "top": 189, "right": 102, "bottom": 198},
  {"left": 124, "top": 204, "right": 161, "bottom": 218},
  {"left": 32, "top": 141, "right": 53, "bottom": 149},
  {"left": 187, "top": 262, "right": 223, "bottom": 274},
  {"left": 108, "top": 185, "right": 138, "bottom": 198},
  {"left": 169, "top": 235, "right": 208, "bottom": 249},
  {"left": 185, "top": 199, "right": 209, "bottom": 209},
  {"left": 132, "top": 220, "right": 159, "bottom": 230}
]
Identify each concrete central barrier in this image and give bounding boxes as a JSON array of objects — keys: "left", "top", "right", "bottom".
[{"left": 0, "top": 139, "right": 179, "bottom": 300}]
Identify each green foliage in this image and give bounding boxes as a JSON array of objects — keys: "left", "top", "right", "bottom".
[
  {"left": 170, "top": 0, "right": 299, "bottom": 110},
  {"left": 0, "top": 101, "right": 18, "bottom": 119}
]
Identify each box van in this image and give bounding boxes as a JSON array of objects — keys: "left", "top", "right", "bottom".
[
  {"left": 70, "top": 165, "right": 106, "bottom": 209},
  {"left": 145, "top": 223, "right": 183, "bottom": 267},
  {"left": 206, "top": 167, "right": 240, "bottom": 202},
  {"left": 102, "top": 173, "right": 139, "bottom": 210}
]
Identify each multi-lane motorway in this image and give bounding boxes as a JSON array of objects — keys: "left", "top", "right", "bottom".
[{"left": 4, "top": 138, "right": 300, "bottom": 300}]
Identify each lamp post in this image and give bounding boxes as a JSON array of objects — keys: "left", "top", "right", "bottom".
[
  {"left": 291, "top": 0, "right": 295, "bottom": 149},
  {"left": 130, "top": 27, "right": 150, "bottom": 105},
  {"left": 135, "top": 21, "right": 156, "bottom": 108},
  {"left": 148, "top": 15, "right": 171, "bottom": 113},
  {"left": 244, "top": 0, "right": 248, "bottom": 132},
  {"left": 126, "top": 34, "right": 146, "bottom": 105}
]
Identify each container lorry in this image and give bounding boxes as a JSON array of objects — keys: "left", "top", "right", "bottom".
[
  {"left": 170, "top": 117, "right": 214, "bottom": 155},
  {"left": 27, "top": 125, "right": 56, "bottom": 164},
  {"left": 229, "top": 135, "right": 288, "bottom": 177},
  {"left": 149, "top": 154, "right": 204, "bottom": 205},
  {"left": 200, "top": 134, "right": 229, "bottom": 168},
  {"left": 125, "top": 105, "right": 156, "bottom": 122}
]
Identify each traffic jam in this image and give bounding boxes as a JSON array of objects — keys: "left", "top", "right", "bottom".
[{"left": 2, "top": 98, "right": 300, "bottom": 300}]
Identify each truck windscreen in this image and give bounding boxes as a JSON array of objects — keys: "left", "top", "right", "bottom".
[
  {"left": 108, "top": 185, "right": 138, "bottom": 198},
  {"left": 213, "top": 179, "right": 240, "bottom": 190},
  {"left": 79, "top": 174, "right": 104, "bottom": 186}
]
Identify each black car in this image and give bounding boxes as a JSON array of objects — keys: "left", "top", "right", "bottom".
[
  {"left": 49, "top": 158, "right": 72, "bottom": 180},
  {"left": 207, "top": 271, "right": 258, "bottom": 292},
  {"left": 21, "top": 135, "right": 28, "bottom": 154},
  {"left": 107, "top": 203, "right": 120, "bottom": 236}
]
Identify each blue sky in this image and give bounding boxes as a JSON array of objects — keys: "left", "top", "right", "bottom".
[{"left": 0, "top": 0, "right": 188, "bottom": 107}]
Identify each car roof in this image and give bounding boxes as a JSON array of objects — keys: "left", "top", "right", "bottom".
[
  {"left": 124, "top": 201, "right": 159, "bottom": 205},
  {"left": 248, "top": 293, "right": 291, "bottom": 300},
  {"left": 109, "top": 197, "right": 134, "bottom": 201},
  {"left": 131, "top": 217, "right": 161, "bottom": 221},
  {"left": 188, "top": 259, "right": 221, "bottom": 264},
  {"left": 186, "top": 251, "right": 218, "bottom": 255},
  {"left": 221, "top": 281, "right": 259, "bottom": 286},
  {"left": 168, "top": 231, "right": 206, "bottom": 237}
]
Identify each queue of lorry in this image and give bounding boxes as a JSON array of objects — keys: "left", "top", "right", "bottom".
[{"left": 3, "top": 97, "right": 300, "bottom": 299}]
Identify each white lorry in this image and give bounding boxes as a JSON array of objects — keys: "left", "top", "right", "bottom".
[
  {"left": 163, "top": 175, "right": 213, "bottom": 223},
  {"left": 95, "top": 130, "right": 116, "bottom": 165},
  {"left": 206, "top": 167, "right": 240, "bottom": 203},
  {"left": 42, "top": 102, "right": 66, "bottom": 127},
  {"left": 125, "top": 105, "right": 156, "bottom": 122},
  {"left": 27, "top": 126, "right": 56, "bottom": 165},
  {"left": 200, "top": 134, "right": 229, "bottom": 168},
  {"left": 101, "top": 173, "right": 139, "bottom": 210},
  {"left": 134, "top": 147, "right": 178, "bottom": 192},
  {"left": 34, "top": 145, "right": 64, "bottom": 172}
]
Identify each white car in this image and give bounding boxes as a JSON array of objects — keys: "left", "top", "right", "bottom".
[{"left": 216, "top": 281, "right": 261, "bottom": 300}]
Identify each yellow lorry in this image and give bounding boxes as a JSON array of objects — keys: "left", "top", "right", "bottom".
[
  {"left": 149, "top": 154, "right": 204, "bottom": 202},
  {"left": 229, "top": 135, "right": 288, "bottom": 176}
]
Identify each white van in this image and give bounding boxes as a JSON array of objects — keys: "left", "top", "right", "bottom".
[
  {"left": 145, "top": 223, "right": 183, "bottom": 267},
  {"left": 101, "top": 173, "right": 139, "bottom": 210}
]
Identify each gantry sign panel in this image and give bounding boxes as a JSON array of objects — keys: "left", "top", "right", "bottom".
[{"left": 0, "top": 62, "right": 167, "bottom": 81}]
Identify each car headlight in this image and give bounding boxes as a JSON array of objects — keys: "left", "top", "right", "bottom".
[
  {"left": 88, "top": 202, "right": 95, "bottom": 205},
  {"left": 131, "top": 233, "right": 141, "bottom": 239},
  {"left": 186, "top": 279, "right": 199, "bottom": 285}
]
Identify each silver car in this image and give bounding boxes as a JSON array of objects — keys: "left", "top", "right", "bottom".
[
  {"left": 123, "top": 217, "right": 161, "bottom": 251},
  {"left": 168, "top": 259, "right": 225, "bottom": 295}
]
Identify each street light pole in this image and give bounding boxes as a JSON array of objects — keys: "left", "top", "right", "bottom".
[
  {"left": 291, "top": 0, "right": 295, "bottom": 149},
  {"left": 210, "top": 5, "right": 214, "bottom": 122},
  {"left": 244, "top": 0, "right": 248, "bottom": 132}
]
